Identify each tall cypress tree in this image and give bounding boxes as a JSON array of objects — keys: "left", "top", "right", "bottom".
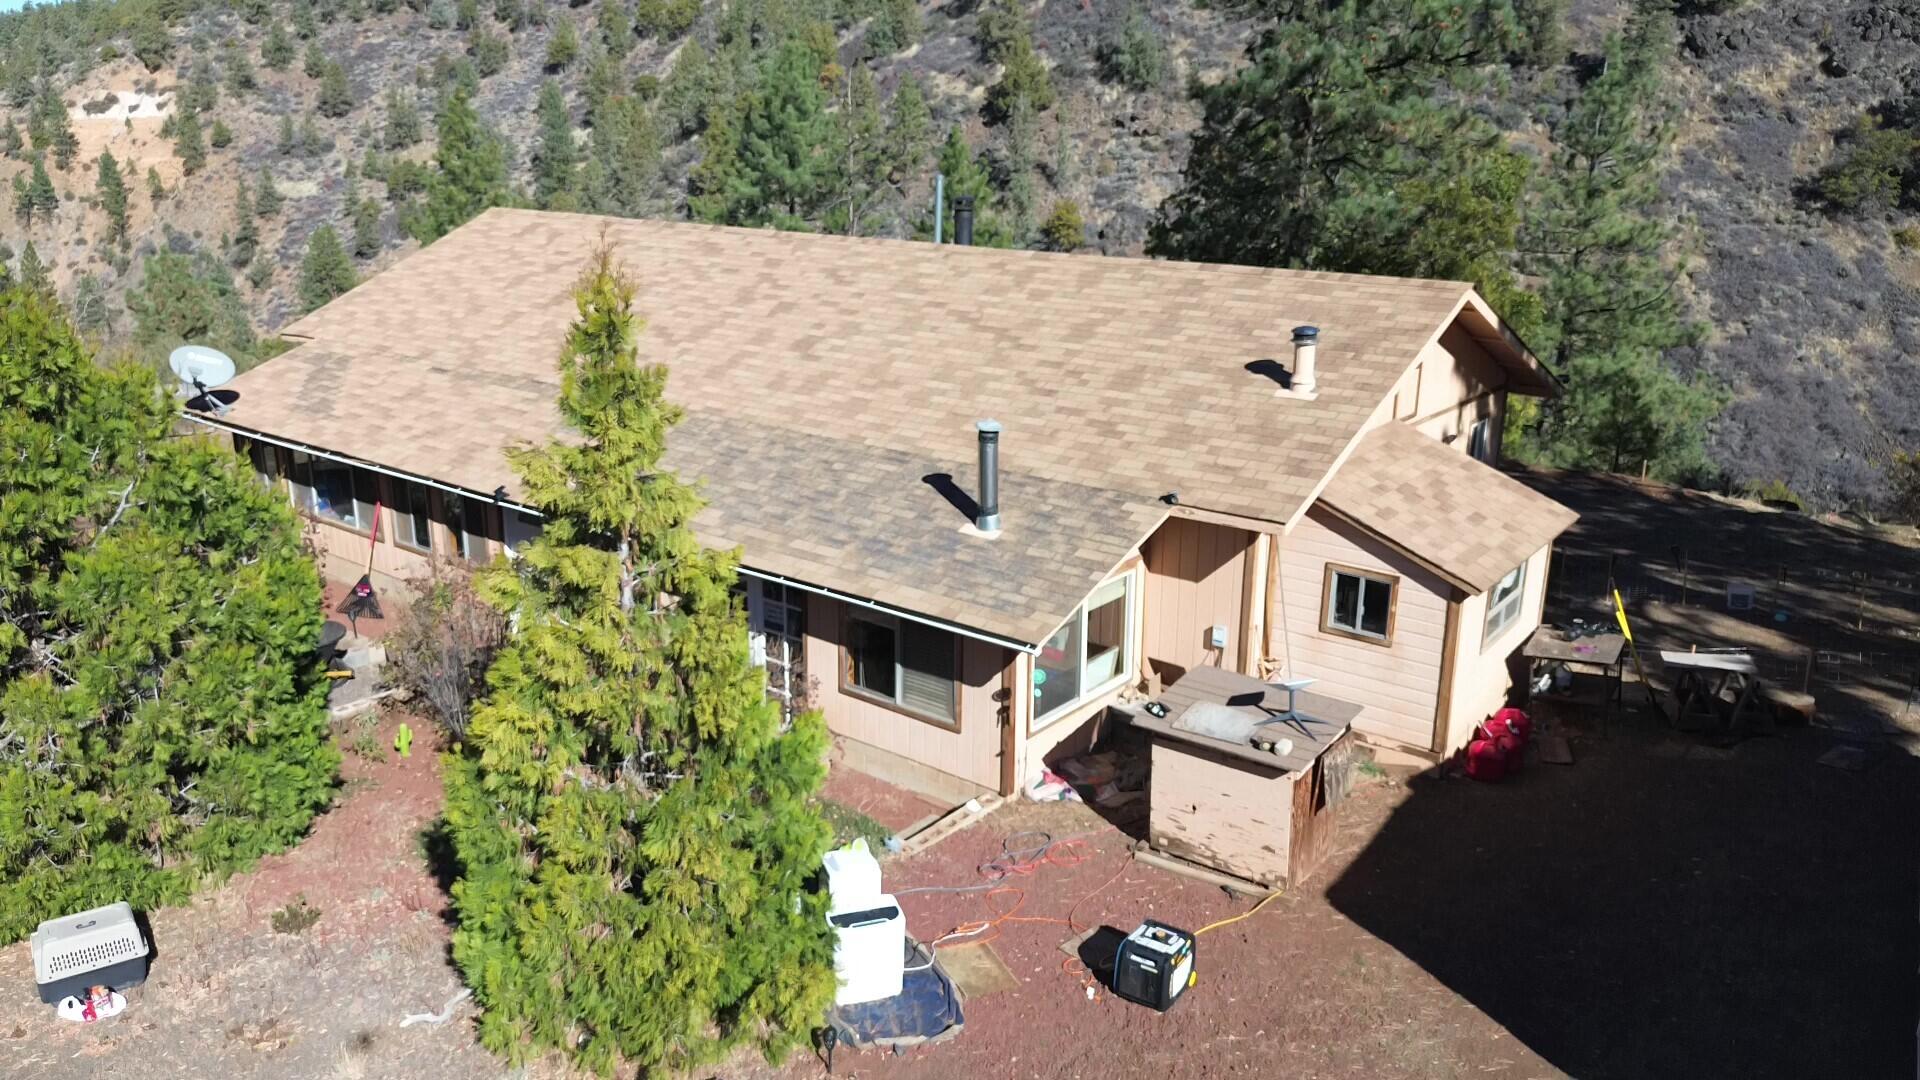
[
  {"left": 412, "top": 89, "right": 513, "bottom": 243},
  {"left": 97, "top": 151, "right": 129, "bottom": 245},
  {"left": 444, "top": 249, "right": 833, "bottom": 1075}
]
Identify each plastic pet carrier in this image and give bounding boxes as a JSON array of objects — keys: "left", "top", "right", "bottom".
[{"left": 30, "top": 902, "right": 150, "bottom": 1004}]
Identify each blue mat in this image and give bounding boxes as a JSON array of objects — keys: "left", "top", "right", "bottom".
[{"left": 827, "top": 940, "right": 964, "bottom": 1050}]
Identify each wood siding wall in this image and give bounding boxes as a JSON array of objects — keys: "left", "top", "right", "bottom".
[
  {"left": 1149, "top": 739, "right": 1297, "bottom": 886},
  {"left": 1142, "top": 518, "right": 1254, "bottom": 685},
  {"left": 1273, "top": 507, "right": 1451, "bottom": 751},
  {"left": 1369, "top": 323, "right": 1511, "bottom": 465},
  {"left": 803, "top": 593, "right": 1009, "bottom": 792},
  {"left": 1441, "top": 542, "right": 1553, "bottom": 754}
]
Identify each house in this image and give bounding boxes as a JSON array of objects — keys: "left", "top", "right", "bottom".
[{"left": 193, "top": 208, "right": 1577, "bottom": 803}]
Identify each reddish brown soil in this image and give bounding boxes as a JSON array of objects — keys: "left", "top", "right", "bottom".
[{"left": 820, "top": 750, "right": 953, "bottom": 835}]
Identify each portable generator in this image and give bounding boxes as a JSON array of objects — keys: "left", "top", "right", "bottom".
[{"left": 1112, "top": 920, "right": 1195, "bottom": 1012}]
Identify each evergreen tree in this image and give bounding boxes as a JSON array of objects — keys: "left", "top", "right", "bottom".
[
  {"left": 146, "top": 167, "right": 165, "bottom": 203},
  {"left": 225, "top": 44, "right": 259, "bottom": 94},
  {"left": 1515, "top": 3, "right": 1718, "bottom": 477},
  {"left": 69, "top": 272, "right": 110, "bottom": 335},
  {"left": 130, "top": 9, "right": 172, "bottom": 70},
  {"left": 16, "top": 240, "right": 51, "bottom": 294},
  {"left": 0, "top": 287, "right": 333, "bottom": 945},
  {"left": 733, "top": 41, "right": 832, "bottom": 223},
  {"left": 256, "top": 169, "right": 284, "bottom": 217},
  {"left": 127, "top": 252, "right": 257, "bottom": 360},
  {"left": 229, "top": 181, "right": 259, "bottom": 267},
  {"left": 443, "top": 250, "right": 834, "bottom": 1076},
  {"left": 304, "top": 42, "right": 328, "bottom": 80},
  {"left": 545, "top": 17, "right": 580, "bottom": 71},
  {"left": 531, "top": 78, "right": 579, "bottom": 207},
  {"left": 26, "top": 156, "right": 57, "bottom": 218},
  {"left": 383, "top": 88, "right": 423, "bottom": 148},
  {"left": 263, "top": 21, "right": 296, "bottom": 69},
  {"left": 925, "top": 125, "right": 1013, "bottom": 246},
  {"left": 687, "top": 98, "right": 744, "bottom": 224},
  {"left": 352, "top": 194, "right": 383, "bottom": 257},
  {"left": 886, "top": 75, "right": 932, "bottom": 180},
  {"left": 1149, "top": 0, "right": 1522, "bottom": 276},
  {"left": 97, "top": 151, "right": 129, "bottom": 246},
  {"left": 211, "top": 119, "right": 234, "bottom": 148},
  {"left": 174, "top": 106, "right": 208, "bottom": 174},
  {"left": 38, "top": 83, "right": 78, "bottom": 170},
  {"left": 298, "top": 224, "right": 357, "bottom": 311},
  {"left": 984, "top": 31, "right": 1053, "bottom": 124},
  {"left": 1002, "top": 91, "right": 1039, "bottom": 240},
  {"left": 2, "top": 119, "right": 22, "bottom": 159},
  {"left": 661, "top": 37, "right": 717, "bottom": 136},
  {"left": 317, "top": 60, "right": 355, "bottom": 118},
  {"left": 413, "top": 89, "right": 514, "bottom": 243},
  {"left": 185, "top": 60, "right": 220, "bottom": 114},
  {"left": 580, "top": 96, "right": 661, "bottom": 217},
  {"left": 827, "top": 64, "right": 889, "bottom": 235},
  {"left": 470, "top": 27, "right": 510, "bottom": 78}
]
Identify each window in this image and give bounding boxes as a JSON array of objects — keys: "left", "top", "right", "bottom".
[
  {"left": 502, "top": 509, "right": 544, "bottom": 556},
  {"left": 287, "top": 451, "right": 379, "bottom": 535},
  {"left": 1483, "top": 562, "right": 1527, "bottom": 645},
  {"left": 443, "top": 492, "right": 493, "bottom": 564},
  {"left": 389, "top": 478, "right": 436, "bottom": 553},
  {"left": 1033, "top": 573, "right": 1137, "bottom": 731},
  {"left": 843, "top": 612, "right": 957, "bottom": 728},
  {"left": 1468, "top": 418, "right": 1494, "bottom": 464},
  {"left": 746, "top": 580, "right": 808, "bottom": 724},
  {"left": 1323, "top": 565, "right": 1396, "bottom": 643},
  {"left": 243, "top": 439, "right": 278, "bottom": 491}
]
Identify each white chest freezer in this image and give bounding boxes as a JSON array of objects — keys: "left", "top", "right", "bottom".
[{"left": 827, "top": 893, "right": 905, "bottom": 1007}]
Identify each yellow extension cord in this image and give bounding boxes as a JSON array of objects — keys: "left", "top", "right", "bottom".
[{"left": 1192, "top": 887, "right": 1284, "bottom": 936}]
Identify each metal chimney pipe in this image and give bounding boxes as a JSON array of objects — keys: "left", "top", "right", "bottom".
[
  {"left": 953, "top": 195, "right": 976, "bottom": 247},
  {"left": 975, "top": 419, "right": 1002, "bottom": 534},
  {"left": 1291, "top": 325, "right": 1319, "bottom": 394}
]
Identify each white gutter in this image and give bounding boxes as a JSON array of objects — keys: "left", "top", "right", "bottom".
[{"left": 182, "top": 411, "right": 1040, "bottom": 656}]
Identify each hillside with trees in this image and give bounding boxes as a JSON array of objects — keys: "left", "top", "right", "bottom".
[{"left": 0, "top": 0, "right": 1915, "bottom": 515}]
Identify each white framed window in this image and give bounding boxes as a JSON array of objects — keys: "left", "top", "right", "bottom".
[
  {"left": 287, "top": 451, "right": 379, "bottom": 535},
  {"left": 1033, "top": 572, "right": 1137, "bottom": 731},
  {"left": 442, "top": 491, "right": 493, "bottom": 565},
  {"left": 389, "top": 477, "right": 436, "bottom": 553},
  {"left": 1468, "top": 418, "right": 1493, "bottom": 464},
  {"left": 502, "top": 508, "right": 544, "bottom": 557},
  {"left": 843, "top": 611, "right": 957, "bottom": 729},
  {"left": 1483, "top": 561, "right": 1528, "bottom": 646},
  {"left": 1323, "top": 564, "right": 1396, "bottom": 644},
  {"left": 745, "top": 579, "right": 808, "bottom": 724}
]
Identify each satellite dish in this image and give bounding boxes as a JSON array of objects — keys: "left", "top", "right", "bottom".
[{"left": 169, "top": 345, "right": 237, "bottom": 415}]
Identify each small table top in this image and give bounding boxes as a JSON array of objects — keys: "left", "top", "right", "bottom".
[
  {"left": 1133, "top": 665, "right": 1360, "bottom": 773},
  {"left": 1522, "top": 627, "right": 1627, "bottom": 667}
]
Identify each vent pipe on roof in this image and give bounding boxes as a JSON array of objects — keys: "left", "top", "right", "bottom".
[
  {"left": 975, "top": 419, "right": 1002, "bottom": 534},
  {"left": 1291, "top": 325, "right": 1320, "bottom": 395},
  {"left": 953, "top": 195, "right": 976, "bottom": 247}
]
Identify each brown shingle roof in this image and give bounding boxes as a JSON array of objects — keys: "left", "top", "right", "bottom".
[
  {"left": 1318, "top": 422, "right": 1579, "bottom": 594},
  {"left": 218, "top": 208, "right": 1498, "bottom": 641}
]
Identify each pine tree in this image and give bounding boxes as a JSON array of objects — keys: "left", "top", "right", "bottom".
[
  {"left": 26, "top": 156, "right": 57, "bottom": 217},
  {"left": 225, "top": 44, "right": 260, "bottom": 94},
  {"left": 687, "top": 98, "right": 744, "bottom": 224},
  {"left": 38, "top": 83, "right": 78, "bottom": 170},
  {"left": 734, "top": 41, "right": 832, "bottom": 223},
  {"left": 97, "top": 151, "right": 129, "bottom": 245},
  {"left": 16, "top": 240, "right": 51, "bottom": 294},
  {"left": 827, "top": 64, "right": 889, "bottom": 235},
  {"left": 2, "top": 118, "right": 22, "bottom": 159},
  {"left": 352, "top": 194, "right": 382, "bottom": 257},
  {"left": 70, "top": 272, "right": 110, "bottom": 335},
  {"left": 230, "top": 181, "right": 259, "bottom": 267},
  {"left": 470, "top": 27, "right": 510, "bottom": 78},
  {"left": 174, "top": 106, "right": 208, "bottom": 174},
  {"left": 277, "top": 112, "right": 297, "bottom": 154},
  {"left": 1149, "top": 0, "right": 1522, "bottom": 276},
  {"left": 298, "top": 224, "right": 357, "bottom": 311},
  {"left": 317, "top": 60, "right": 354, "bottom": 118},
  {"left": 580, "top": 96, "right": 661, "bottom": 217},
  {"left": 926, "top": 125, "right": 1013, "bottom": 246},
  {"left": 443, "top": 249, "right": 834, "bottom": 1075},
  {"left": 186, "top": 61, "right": 220, "bottom": 114},
  {"left": 885, "top": 75, "right": 932, "bottom": 181},
  {"left": 0, "top": 286, "right": 332, "bottom": 945},
  {"left": 146, "top": 167, "right": 165, "bottom": 203},
  {"left": 545, "top": 17, "right": 580, "bottom": 71},
  {"left": 984, "top": 30, "right": 1053, "bottom": 124},
  {"left": 256, "top": 169, "right": 284, "bottom": 217},
  {"left": 304, "top": 42, "right": 328, "bottom": 80},
  {"left": 383, "top": 88, "right": 423, "bottom": 148},
  {"left": 1002, "top": 91, "right": 1039, "bottom": 240},
  {"left": 532, "top": 78, "right": 579, "bottom": 207},
  {"left": 1515, "top": 3, "right": 1718, "bottom": 477},
  {"left": 127, "top": 251, "right": 257, "bottom": 359},
  {"left": 211, "top": 119, "right": 234, "bottom": 148},
  {"left": 263, "top": 21, "right": 295, "bottom": 69},
  {"left": 413, "top": 89, "right": 514, "bottom": 243}
]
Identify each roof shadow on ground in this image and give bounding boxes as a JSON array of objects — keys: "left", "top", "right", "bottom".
[{"left": 1325, "top": 724, "right": 1919, "bottom": 1078}]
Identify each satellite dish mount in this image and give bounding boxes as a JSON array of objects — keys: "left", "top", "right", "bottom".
[{"left": 169, "top": 345, "right": 238, "bottom": 416}]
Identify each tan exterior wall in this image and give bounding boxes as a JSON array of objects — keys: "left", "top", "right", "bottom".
[
  {"left": 1368, "top": 323, "right": 1510, "bottom": 465},
  {"left": 1141, "top": 517, "right": 1255, "bottom": 685},
  {"left": 803, "top": 593, "right": 1009, "bottom": 794},
  {"left": 1148, "top": 739, "right": 1297, "bottom": 886},
  {"left": 1272, "top": 507, "right": 1451, "bottom": 751},
  {"left": 1440, "top": 542, "right": 1553, "bottom": 755}
]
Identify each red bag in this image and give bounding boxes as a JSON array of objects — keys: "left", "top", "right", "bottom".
[
  {"left": 1496, "top": 733, "right": 1525, "bottom": 774},
  {"left": 1484, "top": 707, "right": 1533, "bottom": 743},
  {"left": 1466, "top": 737, "right": 1507, "bottom": 782}
]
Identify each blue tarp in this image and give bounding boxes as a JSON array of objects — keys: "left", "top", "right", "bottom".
[{"left": 827, "top": 940, "right": 964, "bottom": 1050}]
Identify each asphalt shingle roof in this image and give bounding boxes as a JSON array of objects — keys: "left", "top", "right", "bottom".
[
  {"left": 219, "top": 208, "right": 1498, "bottom": 642},
  {"left": 1319, "top": 422, "right": 1580, "bottom": 594}
]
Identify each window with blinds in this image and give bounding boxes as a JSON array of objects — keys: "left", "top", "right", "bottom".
[{"left": 843, "top": 612, "right": 957, "bottom": 729}]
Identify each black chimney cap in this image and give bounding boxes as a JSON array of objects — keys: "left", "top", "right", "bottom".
[
  {"left": 953, "top": 195, "right": 976, "bottom": 246},
  {"left": 1292, "top": 325, "right": 1320, "bottom": 342}
]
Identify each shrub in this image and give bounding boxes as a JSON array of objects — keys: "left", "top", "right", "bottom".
[
  {"left": 0, "top": 289, "right": 336, "bottom": 944},
  {"left": 1096, "top": 3, "right": 1167, "bottom": 91},
  {"left": 1042, "top": 199, "right": 1085, "bottom": 250},
  {"left": 1812, "top": 116, "right": 1918, "bottom": 214},
  {"left": 384, "top": 562, "right": 505, "bottom": 741},
  {"left": 634, "top": 0, "right": 698, "bottom": 38},
  {"left": 270, "top": 895, "right": 323, "bottom": 934},
  {"left": 1894, "top": 225, "right": 1920, "bottom": 251}
]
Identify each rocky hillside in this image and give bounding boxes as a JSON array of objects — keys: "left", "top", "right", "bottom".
[{"left": 0, "top": 0, "right": 1916, "bottom": 512}]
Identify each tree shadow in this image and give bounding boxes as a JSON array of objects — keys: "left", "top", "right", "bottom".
[{"left": 1326, "top": 724, "right": 1919, "bottom": 1078}]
